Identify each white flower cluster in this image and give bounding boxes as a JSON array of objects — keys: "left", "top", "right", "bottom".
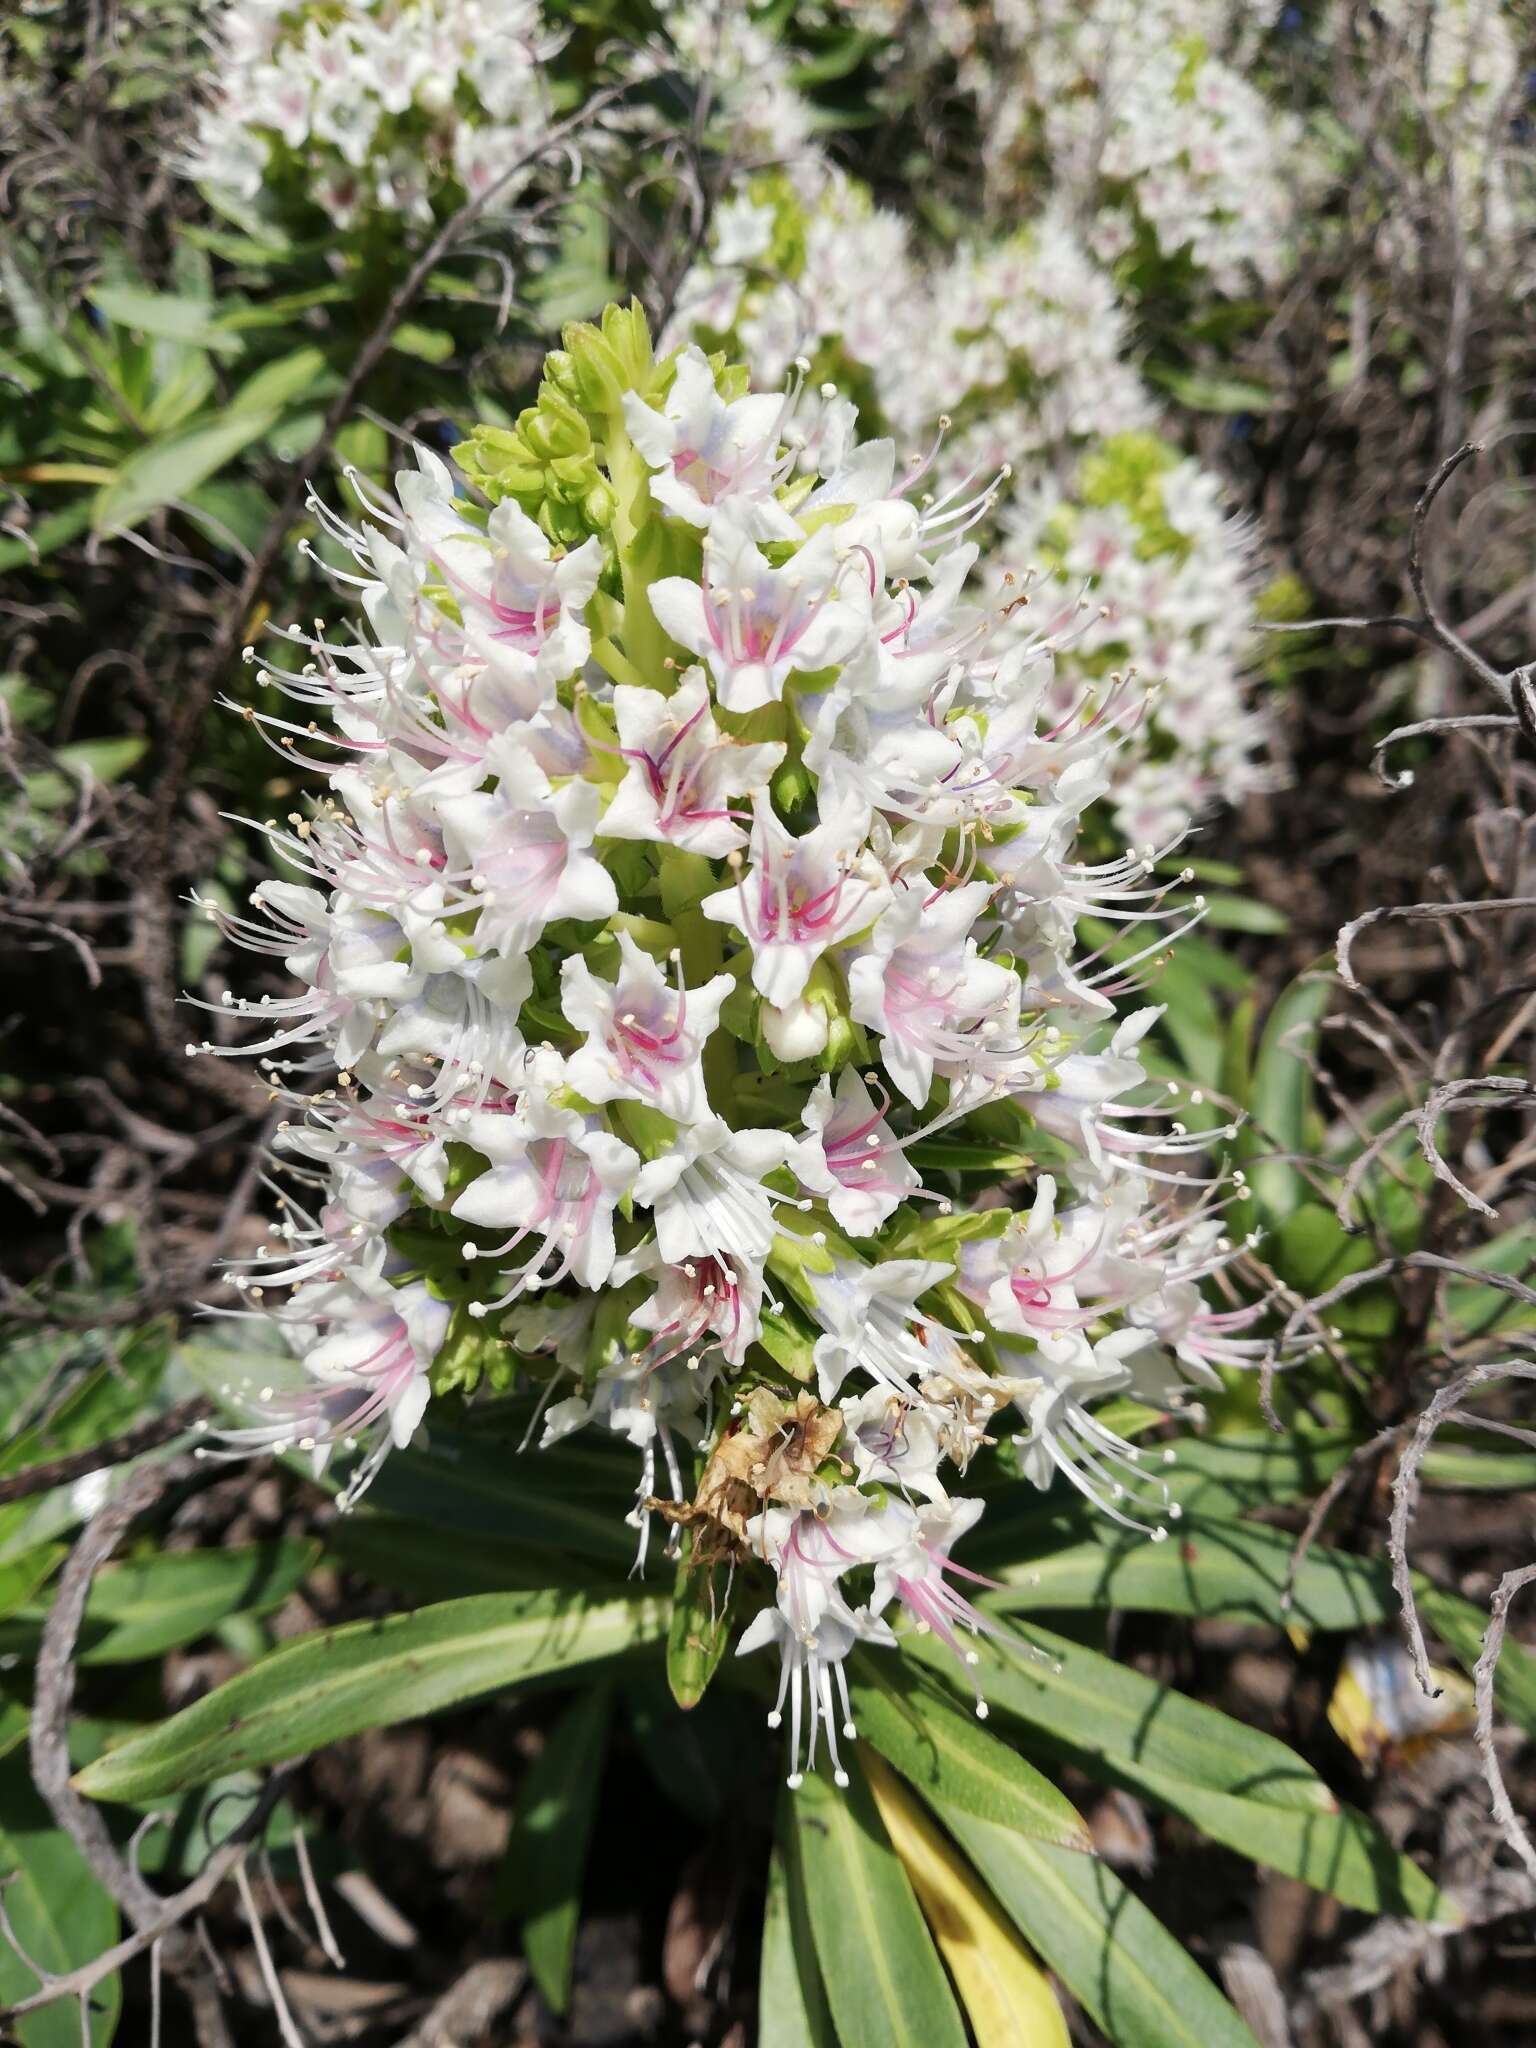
[
  {"left": 671, "top": 164, "right": 1274, "bottom": 839},
  {"left": 855, "top": 0, "right": 1303, "bottom": 297},
  {"left": 187, "top": 0, "right": 556, "bottom": 226},
  {"left": 665, "top": 0, "right": 814, "bottom": 162},
  {"left": 673, "top": 170, "right": 1150, "bottom": 465},
  {"left": 197, "top": 310, "right": 1287, "bottom": 1786},
  {"left": 995, "top": 438, "right": 1276, "bottom": 846}
]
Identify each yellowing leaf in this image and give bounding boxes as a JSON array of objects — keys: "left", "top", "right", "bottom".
[{"left": 863, "top": 1749, "right": 1070, "bottom": 2048}]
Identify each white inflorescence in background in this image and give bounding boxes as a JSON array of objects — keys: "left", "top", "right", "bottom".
[
  {"left": 195, "top": 311, "right": 1293, "bottom": 1786},
  {"left": 670, "top": 154, "right": 1277, "bottom": 843},
  {"left": 187, "top": 0, "right": 558, "bottom": 225}
]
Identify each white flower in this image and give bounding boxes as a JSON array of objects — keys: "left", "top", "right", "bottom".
[
  {"left": 847, "top": 880, "right": 1022, "bottom": 1108},
  {"left": 623, "top": 344, "right": 801, "bottom": 540},
  {"left": 807, "top": 1257, "right": 965, "bottom": 1403},
  {"left": 437, "top": 745, "right": 618, "bottom": 956},
  {"left": 702, "top": 795, "right": 887, "bottom": 1007},
  {"left": 633, "top": 1117, "right": 795, "bottom": 1265},
  {"left": 600, "top": 666, "right": 784, "bottom": 857},
  {"left": 451, "top": 1091, "right": 638, "bottom": 1299},
  {"left": 651, "top": 515, "right": 871, "bottom": 713},
  {"left": 561, "top": 932, "right": 733, "bottom": 1124},
  {"left": 790, "top": 1069, "right": 921, "bottom": 1237}
]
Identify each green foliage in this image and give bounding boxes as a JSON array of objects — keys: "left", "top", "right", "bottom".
[{"left": 74, "top": 1590, "right": 669, "bottom": 1802}]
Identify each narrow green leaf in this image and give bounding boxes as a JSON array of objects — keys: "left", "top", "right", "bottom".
[
  {"left": 761, "top": 1835, "right": 835, "bottom": 2048},
  {"left": 791, "top": 1757, "right": 968, "bottom": 2048},
  {"left": 389, "top": 323, "right": 454, "bottom": 364},
  {"left": 230, "top": 344, "right": 330, "bottom": 414},
  {"left": 0, "top": 1327, "right": 170, "bottom": 1562},
  {"left": 74, "top": 1591, "right": 667, "bottom": 1802},
  {"left": 851, "top": 1652, "right": 1090, "bottom": 1848},
  {"left": 667, "top": 1533, "right": 734, "bottom": 1709},
  {"left": 989, "top": 1515, "right": 1395, "bottom": 1633},
  {"left": 326, "top": 1512, "right": 592, "bottom": 1600},
  {"left": 89, "top": 284, "right": 243, "bottom": 355},
  {"left": 92, "top": 409, "right": 279, "bottom": 534},
  {"left": 907, "top": 1622, "right": 1336, "bottom": 1815},
  {"left": 948, "top": 1810, "right": 1262, "bottom": 2048},
  {"left": 1185, "top": 893, "right": 1290, "bottom": 935},
  {"left": 0, "top": 1540, "right": 317, "bottom": 1665},
  {"left": 0, "top": 1547, "right": 62, "bottom": 1625},
  {"left": 53, "top": 738, "right": 148, "bottom": 786},
  {"left": 1147, "top": 367, "right": 1277, "bottom": 413},
  {"left": 1128, "top": 1767, "right": 1452, "bottom": 1920},
  {"left": 0, "top": 498, "right": 96, "bottom": 574},
  {"left": 1244, "top": 965, "right": 1333, "bottom": 1222},
  {"left": 496, "top": 1687, "right": 610, "bottom": 2014},
  {"left": 1417, "top": 1583, "right": 1536, "bottom": 1741},
  {"left": 0, "top": 1751, "right": 121, "bottom": 2047},
  {"left": 357, "top": 1424, "right": 638, "bottom": 1571},
  {"left": 983, "top": 1515, "right": 1536, "bottom": 1737}
]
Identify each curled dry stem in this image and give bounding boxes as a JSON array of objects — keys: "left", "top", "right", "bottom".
[{"left": 3, "top": 1453, "right": 300, "bottom": 2040}]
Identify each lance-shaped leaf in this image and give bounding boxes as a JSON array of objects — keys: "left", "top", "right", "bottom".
[
  {"left": 75, "top": 1591, "right": 667, "bottom": 1803},
  {"left": 912, "top": 1627, "right": 1449, "bottom": 1919},
  {"left": 667, "top": 1533, "right": 734, "bottom": 1709},
  {"left": 790, "top": 1757, "right": 967, "bottom": 2048},
  {"left": 946, "top": 1809, "right": 1262, "bottom": 2048},
  {"left": 987, "top": 1516, "right": 1391, "bottom": 1632},
  {"left": 905, "top": 1623, "right": 1336, "bottom": 1814},
  {"left": 1241, "top": 964, "right": 1332, "bottom": 1224},
  {"left": 496, "top": 1686, "right": 611, "bottom": 2014},
  {"left": 1124, "top": 1767, "right": 1453, "bottom": 1921},
  {"left": 0, "top": 1751, "right": 121, "bottom": 2048},
  {"left": 863, "top": 1751, "right": 1070, "bottom": 2048},
  {"left": 0, "top": 1540, "right": 317, "bottom": 1665},
  {"left": 761, "top": 1833, "right": 835, "bottom": 2048},
  {"left": 850, "top": 1652, "right": 1090, "bottom": 1848}
]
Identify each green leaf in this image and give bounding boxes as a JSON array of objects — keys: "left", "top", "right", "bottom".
[
  {"left": 760, "top": 1837, "right": 835, "bottom": 2048},
  {"left": 947, "top": 1812, "right": 1262, "bottom": 2048},
  {"left": 1272, "top": 1203, "right": 1395, "bottom": 1338},
  {"left": 988, "top": 1516, "right": 1397, "bottom": 1633},
  {"left": 325, "top": 1512, "right": 593, "bottom": 1600},
  {"left": 89, "top": 284, "right": 243, "bottom": 356},
  {"left": 1244, "top": 965, "right": 1333, "bottom": 1223},
  {"left": 1146, "top": 367, "right": 1276, "bottom": 414},
  {"left": 0, "top": 1325, "right": 169, "bottom": 1562},
  {"left": 357, "top": 1423, "right": 639, "bottom": 1570},
  {"left": 850, "top": 1653, "right": 1090, "bottom": 1848},
  {"left": 74, "top": 1590, "right": 667, "bottom": 1803},
  {"left": 1183, "top": 893, "right": 1290, "bottom": 935},
  {"left": 184, "top": 478, "right": 276, "bottom": 555},
  {"left": 51, "top": 738, "right": 147, "bottom": 786},
  {"left": 92, "top": 409, "right": 280, "bottom": 535},
  {"left": 916, "top": 1629, "right": 1446, "bottom": 1917},
  {"left": 667, "top": 1533, "right": 734, "bottom": 1708},
  {"left": 907, "top": 1141, "right": 1036, "bottom": 1173},
  {"left": 790, "top": 1757, "right": 967, "bottom": 2048},
  {"left": 1126, "top": 1767, "right": 1451, "bottom": 1919},
  {"left": 0, "top": 1750, "right": 121, "bottom": 2047},
  {"left": 389, "top": 323, "right": 455, "bottom": 365},
  {"left": 0, "top": 498, "right": 95, "bottom": 574},
  {"left": 1417, "top": 1583, "right": 1536, "bottom": 1741},
  {"left": 981, "top": 1513, "right": 1536, "bottom": 1737},
  {"left": 907, "top": 1623, "right": 1335, "bottom": 1814},
  {"left": 0, "top": 1540, "right": 317, "bottom": 1665},
  {"left": 0, "top": 1547, "right": 61, "bottom": 1625},
  {"left": 496, "top": 1686, "right": 610, "bottom": 2014}
]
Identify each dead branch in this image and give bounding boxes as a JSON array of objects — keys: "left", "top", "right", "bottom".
[{"left": 8, "top": 1452, "right": 298, "bottom": 2043}]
